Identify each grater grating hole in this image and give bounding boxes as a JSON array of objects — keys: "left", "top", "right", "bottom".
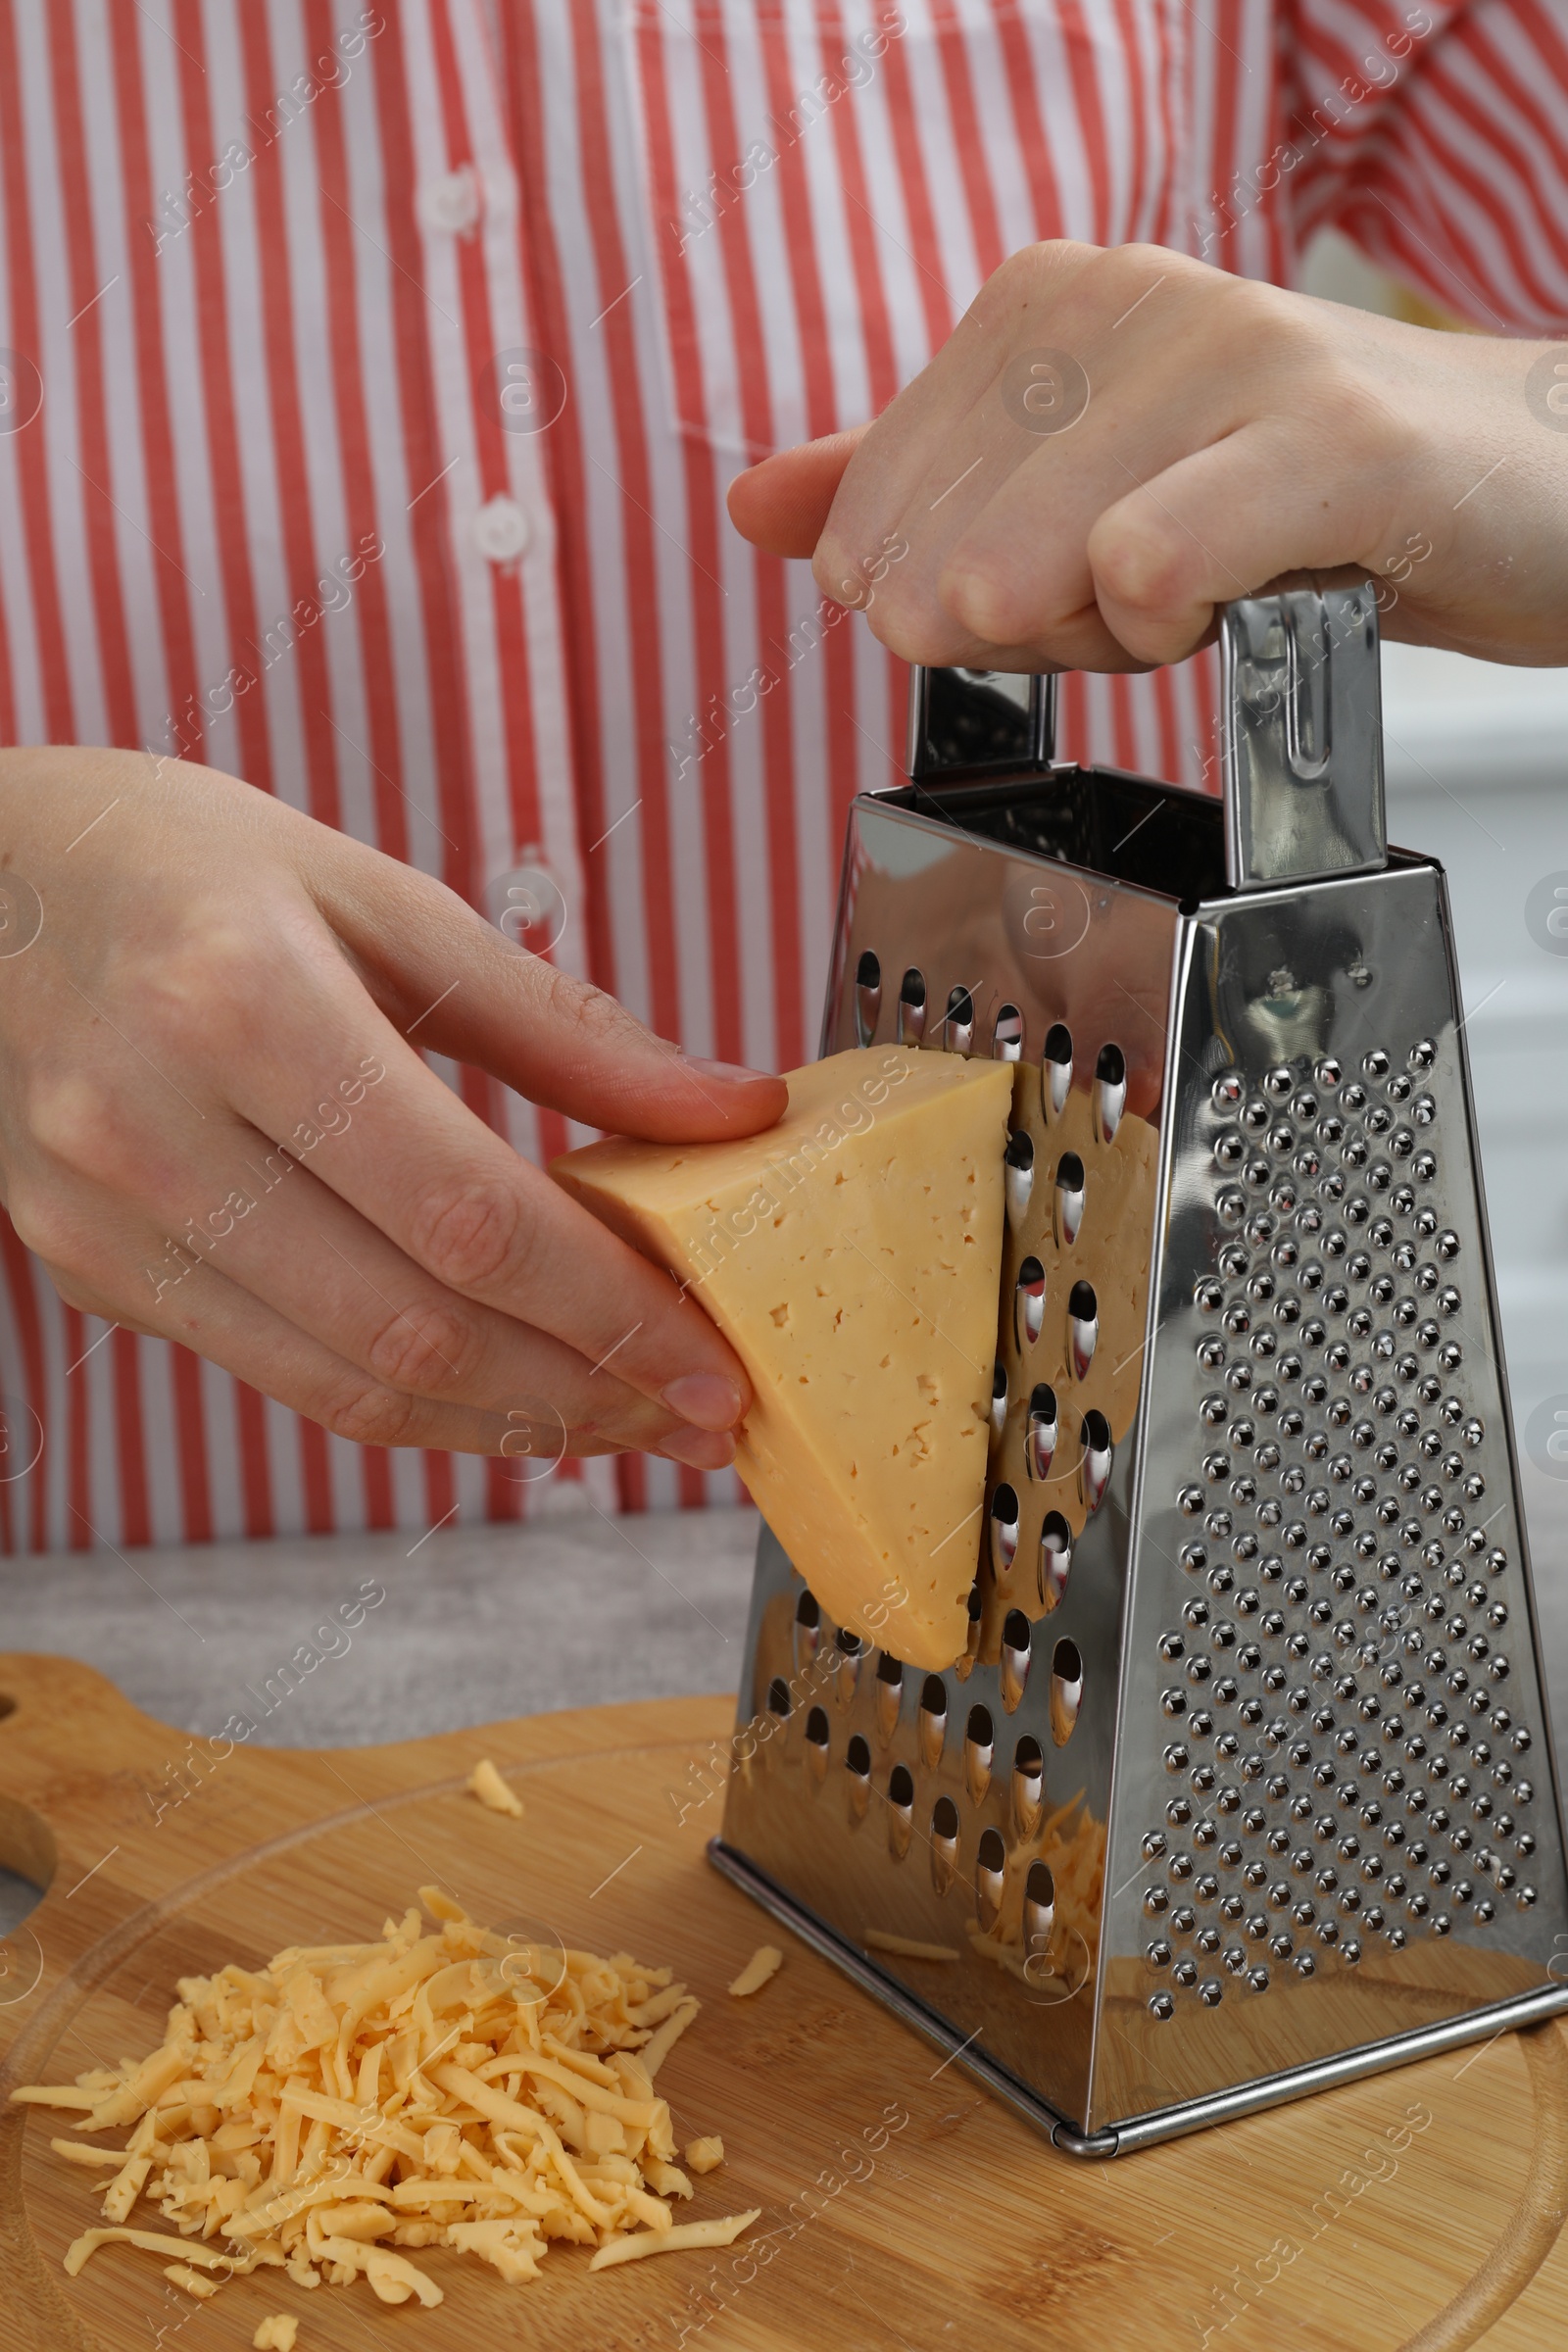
[
  {"left": 1050, "top": 1639, "right": 1084, "bottom": 1746},
  {"left": 767, "top": 1676, "right": 791, "bottom": 1719},
  {"left": 918, "top": 1675, "right": 948, "bottom": 1768},
  {"left": 898, "top": 966, "right": 926, "bottom": 1046},
  {"left": 976, "top": 1825, "right": 1007, "bottom": 1935},
  {"left": 965, "top": 1703, "right": 994, "bottom": 1804},
  {"left": 1015, "top": 1258, "right": 1047, "bottom": 1351},
  {"left": 955, "top": 1583, "right": 983, "bottom": 1684},
  {"left": 793, "top": 1588, "right": 821, "bottom": 1674},
  {"left": 1042, "top": 1021, "right": 1073, "bottom": 1119},
  {"left": 834, "top": 1627, "right": 865, "bottom": 1710},
  {"left": 991, "top": 1483, "right": 1021, "bottom": 1578},
  {"left": 1080, "top": 1411, "right": 1112, "bottom": 1512},
  {"left": 875, "top": 1650, "right": 905, "bottom": 1744},
  {"left": 1005, "top": 1129, "right": 1036, "bottom": 1231},
  {"left": 992, "top": 1358, "right": 1009, "bottom": 1438},
  {"left": 856, "top": 951, "right": 881, "bottom": 1047},
  {"left": 1096, "top": 1043, "right": 1127, "bottom": 1146},
  {"left": 1068, "top": 1281, "right": 1099, "bottom": 1380},
  {"left": 931, "top": 1793, "right": 960, "bottom": 1893},
  {"left": 1054, "top": 1153, "right": 1085, "bottom": 1247},
  {"left": 805, "top": 1705, "right": 830, "bottom": 1782},
  {"left": 887, "top": 1762, "right": 915, "bottom": 1859},
  {"left": 1001, "top": 1608, "right": 1033, "bottom": 1715},
  {"left": 846, "top": 1733, "right": 871, "bottom": 1826},
  {"left": 1023, "top": 1859, "right": 1056, "bottom": 1961},
  {"left": 993, "top": 1002, "right": 1024, "bottom": 1060},
  {"left": 1027, "top": 1383, "right": 1060, "bottom": 1483},
  {"left": 1013, "top": 1735, "right": 1045, "bottom": 1838},
  {"left": 1039, "top": 1510, "right": 1071, "bottom": 1611}
]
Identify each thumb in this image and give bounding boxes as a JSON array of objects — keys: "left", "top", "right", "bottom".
[
  {"left": 727, "top": 426, "right": 870, "bottom": 559},
  {"left": 326, "top": 856, "right": 789, "bottom": 1142}
]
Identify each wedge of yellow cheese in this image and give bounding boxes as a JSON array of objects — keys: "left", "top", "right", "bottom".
[{"left": 553, "top": 1046, "right": 1012, "bottom": 1670}]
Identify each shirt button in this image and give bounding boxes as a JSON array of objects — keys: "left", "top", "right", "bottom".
[
  {"left": 474, "top": 494, "right": 531, "bottom": 564},
  {"left": 417, "top": 165, "right": 480, "bottom": 235},
  {"left": 487, "top": 855, "right": 567, "bottom": 954}
]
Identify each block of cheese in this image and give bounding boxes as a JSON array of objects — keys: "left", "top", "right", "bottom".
[{"left": 553, "top": 1045, "right": 1012, "bottom": 1670}]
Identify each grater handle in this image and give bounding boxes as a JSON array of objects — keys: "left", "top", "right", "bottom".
[
  {"left": 906, "top": 665, "right": 1056, "bottom": 782},
  {"left": 1220, "top": 583, "right": 1387, "bottom": 891}
]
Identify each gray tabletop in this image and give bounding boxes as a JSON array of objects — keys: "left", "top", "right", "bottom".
[
  {"left": 5, "top": 1478, "right": 1568, "bottom": 1926},
  {"left": 0, "top": 1500, "right": 760, "bottom": 1747},
  {"left": 0, "top": 1502, "right": 760, "bottom": 1931}
]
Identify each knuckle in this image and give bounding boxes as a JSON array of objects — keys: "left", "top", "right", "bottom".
[
  {"left": 320, "top": 1377, "right": 425, "bottom": 1449},
  {"left": 1091, "top": 512, "right": 1191, "bottom": 614},
  {"left": 993, "top": 236, "right": 1081, "bottom": 299},
  {"left": 531, "top": 965, "right": 663, "bottom": 1080},
  {"left": 129, "top": 913, "right": 263, "bottom": 1063},
  {"left": 364, "top": 1298, "right": 479, "bottom": 1396},
  {"left": 811, "top": 545, "right": 850, "bottom": 605},
  {"left": 871, "top": 589, "right": 976, "bottom": 670},
  {"left": 8, "top": 1179, "right": 82, "bottom": 1270},
  {"left": 540, "top": 963, "right": 632, "bottom": 1047},
  {"left": 1079, "top": 239, "right": 1166, "bottom": 312},
  {"left": 25, "top": 1070, "right": 134, "bottom": 1182},
  {"left": 408, "top": 1176, "right": 527, "bottom": 1293},
  {"left": 1087, "top": 238, "right": 1147, "bottom": 290},
  {"left": 938, "top": 566, "right": 1031, "bottom": 653}
]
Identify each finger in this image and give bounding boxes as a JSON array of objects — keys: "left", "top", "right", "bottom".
[
  {"left": 41, "top": 1240, "right": 532, "bottom": 1455},
  {"left": 823, "top": 240, "right": 1276, "bottom": 670},
  {"left": 317, "top": 854, "right": 788, "bottom": 1147},
  {"left": 852, "top": 413, "right": 1136, "bottom": 675},
  {"left": 809, "top": 241, "right": 1099, "bottom": 624},
  {"left": 39, "top": 1219, "right": 733, "bottom": 1472},
  {"left": 911, "top": 247, "right": 1395, "bottom": 669},
  {"left": 1084, "top": 417, "right": 1402, "bottom": 666},
  {"left": 726, "top": 427, "right": 869, "bottom": 558},
  {"left": 217, "top": 977, "right": 753, "bottom": 1432},
  {"left": 152, "top": 1115, "right": 713, "bottom": 1456}
]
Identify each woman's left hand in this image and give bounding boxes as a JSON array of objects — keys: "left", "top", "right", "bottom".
[{"left": 727, "top": 239, "right": 1568, "bottom": 673}]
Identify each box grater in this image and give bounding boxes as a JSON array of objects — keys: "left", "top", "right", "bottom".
[{"left": 708, "top": 584, "right": 1568, "bottom": 2155}]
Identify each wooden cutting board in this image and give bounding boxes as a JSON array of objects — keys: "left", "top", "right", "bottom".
[{"left": 1, "top": 1651, "right": 1565, "bottom": 2352}]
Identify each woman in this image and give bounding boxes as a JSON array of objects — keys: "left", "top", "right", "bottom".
[{"left": 0, "top": 0, "right": 1561, "bottom": 1552}]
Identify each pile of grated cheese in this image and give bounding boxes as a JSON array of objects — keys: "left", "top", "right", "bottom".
[{"left": 11, "top": 1886, "right": 758, "bottom": 2311}]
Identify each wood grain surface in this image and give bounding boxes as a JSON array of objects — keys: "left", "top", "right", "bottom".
[{"left": 1, "top": 1651, "right": 1565, "bottom": 2352}]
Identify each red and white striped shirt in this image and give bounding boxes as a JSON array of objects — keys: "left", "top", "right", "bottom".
[{"left": 0, "top": 0, "right": 1564, "bottom": 1553}]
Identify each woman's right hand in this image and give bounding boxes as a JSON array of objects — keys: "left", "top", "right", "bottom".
[{"left": 0, "top": 746, "right": 787, "bottom": 1471}]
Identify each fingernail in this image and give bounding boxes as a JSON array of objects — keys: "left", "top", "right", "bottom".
[
  {"left": 661, "top": 1372, "right": 745, "bottom": 1431},
  {"left": 659, "top": 1427, "right": 737, "bottom": 1472},
  {"left": 679, "top": 1055, "right": 779, "bottom": 1087}
]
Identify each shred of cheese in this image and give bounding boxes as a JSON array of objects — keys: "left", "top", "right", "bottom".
[
  {"left": 466, "top": 1758, "right": 524, "bottom": 1818},
  {"left": 726, "top": 1946, "right": 782, "bottom": 1998},
  {"left": 970, "top": 1790, "right": 1107, "bottom": 1968},
  {"left": 684, "top": 2136, "right": 723, "bottom": 2174},
  {"left": 861, "top": 1933, "right": 960, "bottom": 1962},
  {"left": 588, "top": 2210, "right": 761, "bottom": 2269},
  {"left": 165, "top": 2263, "right": 222, "bottom": 2299},
  {"left": 11, "top": 1887, "right": 757, "bottom": 2310},
  {"left": 253, "top": 2321, "right": 299, "bottom": 2352},
  {"left": 49, "top": 2137, "right": 122, "bottom": 2166}
]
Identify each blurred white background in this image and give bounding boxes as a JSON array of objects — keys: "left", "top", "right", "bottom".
[{"left": 1303, "top": 230, "right": 1568, "bottom": 1450}]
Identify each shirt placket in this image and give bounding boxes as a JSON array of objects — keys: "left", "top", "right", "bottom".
[{"left": 400, "top": 0, "right": 586, "bottom": 982}]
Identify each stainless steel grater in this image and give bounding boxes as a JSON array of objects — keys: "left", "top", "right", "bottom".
[{"left": 708, "top": 585, "right": 1568, "bottom": 2155}]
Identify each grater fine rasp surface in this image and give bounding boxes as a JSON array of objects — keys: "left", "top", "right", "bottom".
[{"left": 710, "top": 587, "right": 1568, "bottom": 2154}]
